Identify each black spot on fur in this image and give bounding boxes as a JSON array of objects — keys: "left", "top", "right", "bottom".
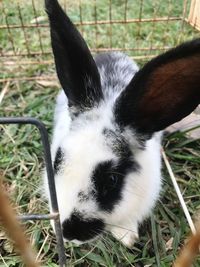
[
  {"left": 54, "top": 147, "right": 64, "bottom": 174},
  {"left": 92, "top": 155, "right": 139, "bottom": 212},
  {"left": 78, "top": 191, "right": 90, "bottom": 202},
  {"left": 103, "top": 128, "right": 145, "bottom": 154},
  {"left": 62, "top": 212, "right": 104, "bottom": 241}
]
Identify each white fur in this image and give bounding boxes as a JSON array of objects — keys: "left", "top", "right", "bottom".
[
  {"left": 43, "top": 53, "right": 162, "bottom": 247},
  {"left": 106, "top": 132, "right": 162, "bottom": 246}
]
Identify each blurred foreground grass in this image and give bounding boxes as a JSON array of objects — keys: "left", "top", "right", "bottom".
[{"left": 0, "top": 0, "right": 200, "bottom": 266}]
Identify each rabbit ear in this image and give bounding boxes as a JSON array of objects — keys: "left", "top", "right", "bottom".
[
  {"left": 114, "top": 39, "right": 200, "bottom": 136},
  {"left": 45, "top": 0, "right": 102, "bottom": 108}
]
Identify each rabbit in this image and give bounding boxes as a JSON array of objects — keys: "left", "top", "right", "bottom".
[{"left": 43, "top": 0, "right": 200, "bottom": 247}]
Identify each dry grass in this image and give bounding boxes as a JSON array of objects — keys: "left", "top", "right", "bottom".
[{"left": 0, "top": 0, "right": 200, "bottom": 266}]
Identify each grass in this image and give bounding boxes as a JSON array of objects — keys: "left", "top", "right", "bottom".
[
  {"left": 0, "top": 0, "right": 200, "bottom": 266},
  {"left": 0, "top": 0, "right": 200, "bottom": 80}
]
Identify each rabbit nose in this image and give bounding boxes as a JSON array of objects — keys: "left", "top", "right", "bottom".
[{"left": 62, "top": 213, "right": 104, "bottom": 242}]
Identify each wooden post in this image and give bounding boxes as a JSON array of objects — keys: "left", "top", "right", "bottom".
[{"left": 188, "top": 0, "right": 200, "bottom": 31}]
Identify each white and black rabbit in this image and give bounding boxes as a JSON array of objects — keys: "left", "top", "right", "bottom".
[{"left": 44, "top": 0, "right": 200, "bottom": 247}]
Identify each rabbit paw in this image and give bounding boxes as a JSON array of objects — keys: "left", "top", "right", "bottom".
[{"left": 110, "top": 225, "right": 138, "bottom": 248}]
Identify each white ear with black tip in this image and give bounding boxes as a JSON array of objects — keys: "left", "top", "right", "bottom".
[
  {"left": 114, "top": 39, "right": 200, "bottom": 136},
  {"left": 45, "top": 0, "right": 103, "bottom": 109}
]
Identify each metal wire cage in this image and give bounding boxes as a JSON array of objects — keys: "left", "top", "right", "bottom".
[
  {"left": 0, "top": 0, "right": 200, "bottom": 83},
  {"left": 0, "top": 0, "right": 200, "bottom": 266}
]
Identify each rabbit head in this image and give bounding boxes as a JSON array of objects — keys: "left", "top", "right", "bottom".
[{"left": 44, "top": 0, "right": 200, "bottom": 247}]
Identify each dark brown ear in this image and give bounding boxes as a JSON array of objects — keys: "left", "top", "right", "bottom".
[{"left": 114, "top": 39, "right": 200, "bottom": 136}]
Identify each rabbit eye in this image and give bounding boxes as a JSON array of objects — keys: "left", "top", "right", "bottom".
[
  {"left": 101, "top": 175, "right": 118, "bottom": 197},
  {"left": 109, "top": 174, "right": 118, "bottom": 186},
  {"left": 92, "top": 159, "right": 137, "bottom": 212}
]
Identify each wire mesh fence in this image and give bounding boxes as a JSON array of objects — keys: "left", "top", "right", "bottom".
[
  {"left": 0, "top": 0, "right": 200, "bottom": 266},
  {"left": 0, "top": 0, "right": 200, "bottom": 83}
]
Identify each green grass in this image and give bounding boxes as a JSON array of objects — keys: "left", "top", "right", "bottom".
[
  {"left": 0, "top": 0, "right": 200, "bottom": 266},
  {"left": 0, "top": 0, "right": 200, "bottom": 80}
]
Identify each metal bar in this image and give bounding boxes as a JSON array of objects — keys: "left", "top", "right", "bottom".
[
  {"left": 1, "top": 60, "right": 54, "bottom": 66},
  {"left": 17, "top": 2, "right": 30, "bottom": 55},
  {"left": 94, "top": 0, "right": 98, "bottom": 49},
  {"left": 0, "top": 16, "right": 182, "bottom": 29},
  {"left": 18, "top": 213, "right": 59, "bottom": 221},
  {"left": 0, "top": 46, "right": 172, "bottom": 58},
  {"left": 0, "top": 57, "right": 159, "bottom": 84},
  {"left": 0, "top": 55, "right": 163, "bottom": 83},
  {"left": 180, "top": 0, "right": 190, "bottom": 42},
  {"left": 182, "top": 0, "right": 189, "bottom": 23},
  {"left": 0, "top": 24, "right": 49, "bottom": 29},
  {"left": 1, "top": 2, "right": 16, "bottom": 56},
  {"left": 31, "top": 0, "right": 44, "bottom": 54},
  {"left": 0, "top": 76, "right": 57, "bottom": 83},
  {"left": 136, "top": 0, "right": 144, "bottom": 54},
  {"left": 149, "top": 0, "right": 159, "bottom": 57},
  {"left": 0, "top": 117, "right": 66, "bottom": 267},
  {"left": 123, "top": 0, "right": 128, "bottom": 50},
  {"left": 162, "top": 0, "right": 172, "bottom": 48},
  {"left": 79, "top": 0, "right": 83, "bottom": 36},
  {"left": 0, "top": 51, "right": 51, "bottom": 57},
  {"left": 109, "top": 0, "right": 112, "bottom": 48},
  {"left": 124, "top": 0, "right": 128, "bottom": 22}
]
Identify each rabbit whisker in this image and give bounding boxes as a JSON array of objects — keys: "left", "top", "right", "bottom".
[{"left": 104, "top": 223, "right": 137, "bottom": 234}]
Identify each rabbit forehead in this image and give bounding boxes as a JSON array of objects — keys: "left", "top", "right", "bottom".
[{"left": 65, "top": 116, "right": 115, "bottom": 159}]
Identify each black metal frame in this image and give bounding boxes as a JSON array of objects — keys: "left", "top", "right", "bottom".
[{"left": 0, "top": 117, "right": 66, "bottom": 266}]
